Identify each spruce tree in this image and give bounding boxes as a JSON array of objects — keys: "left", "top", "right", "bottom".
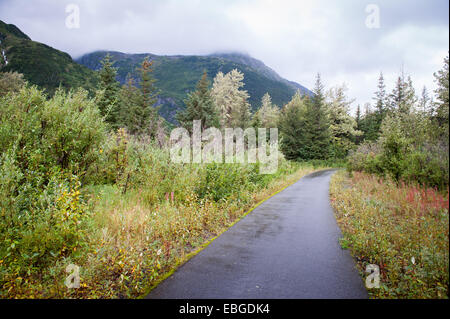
[
  {"left": 389, "top": 72, "right": 416, "bottom": 114},
  {"left": 389, "top": 75, "right": 405, "bottom": 112},
  {"left": 326, "top": 85, "right": 361, "bottom": 158},
  {"left": 418, "top": 86, "right": 431, "bottom": 113},
  {"left": 303, "top": 74, "right": 330, "bottom": 159},
  {"left": 118, "top": 74, "right": 143, "bottom": 134},
  {"left": 359, "top": 104, "right": 379, "bottom": 141},
  {"left": 252, "top": 93, "right": 279, "bottom": 128},
  {"left": 373, "top": 72, "right": 387, "bottom": 133},
  {"left": 176, "top": 71, "right": 220, "bottom": 132},
  {"left": 235, "top": 96, "right": 252, "bottom": 129},
  {"left": 355, "top": 104, "right": 363, "bottom": 144},
  {"left": 97, "top": 54, "right": 120, "bottom": 126},
  {"left": 433, "top": 55, "right": 449, "bottom": 140},
  {"left": 136, "top": 57, "right": 159, "bottom": 136},
  {"left": 355, "top": 104, "right": 361, "bottom": 129},
  {"left": 279, "top": 91, "right": 308, "bottom": 160}
]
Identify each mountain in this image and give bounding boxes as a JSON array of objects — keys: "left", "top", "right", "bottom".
[
  {"left": 0, "top": 20, "right": 97, "bottom": 95},
  {"left": 77, "top": 51, "right": 312, "bottom": 122},
  {"left": 209, "top": 52, "right": 309, "bottom": 92},
  {"left": 1, "top": 19, "right": 312, "bottom": 124}
]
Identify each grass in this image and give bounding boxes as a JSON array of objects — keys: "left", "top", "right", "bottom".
[{"left": 330, "top": 170, "right": 449, "bottom": 299}]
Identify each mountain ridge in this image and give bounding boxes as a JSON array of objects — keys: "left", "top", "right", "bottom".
[
  {"left": 77, "top": 50, "right": 312, "bottom": 122},
  {"left": 0, "top": 20, "right": 98, "bottom": 95},
  {"left": 208, "top": 52, "right": 309, "bottom": 92},
  {"left": 1, "top": 19, "right": 313, "bottom": 124}
]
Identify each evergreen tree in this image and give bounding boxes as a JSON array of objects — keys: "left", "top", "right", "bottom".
[
  {"left": 372, "top": 72, "right": 388, "bottom": 136},
  {"left": 176, "top": 71, "right": 220, "bottom": 132},
  {"left": 326, "top": 85, "right": 361, "bottom": 158},
  {"left": 235, "top": 96, "right": 252, "bottom": 129},
  {"left": 433, "top": 55, "right": 449, "bottom": 137},
  {"left": 404, "top": 76, "right": 417, "bottom": 112},
  {"left": 418, "top": 86, "right": 431, "bottom": 113},
  {"left": 279, "top": 91, "right": 308, "bottom": 160},
  {"left": 252, "top": 92, "right": 279, "bottom": 128},
  {"left": 389, "top": 72, "right": 416, "bottom": 114},
  {"left": 118, "top": 75, "right": 143, "bottom": 134},
  {"left": 355, "top": 104, "right": 361, "bottom": 128},
  {"left": 303, "top": 74, "right": 331, "bottom": 159},
  {"left": 97, "top": 54, "right": 120, "bottom": 126},
  {"left": 136, "top": 57, "right": 159, "bottom": 136},
  {"left": 355, "top": 104, "right": 363, "bottom": 144}
]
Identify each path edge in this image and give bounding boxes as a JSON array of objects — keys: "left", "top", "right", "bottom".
[{"left": 140, "top": 168, "right": 329, "bottom": 298}]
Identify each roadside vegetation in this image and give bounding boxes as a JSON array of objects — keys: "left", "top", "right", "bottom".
[
  {"left": 331, "top": 170, "right": 448, "bottom": 298},
  {"left": 331, "top": 56, "right": 449, "bottom": 298},
  {"left": 349, "top": 57, "right": 449, "bottom": 190},
  {"left": 0, "top": 53, "right": 325, "bottom": 298}
]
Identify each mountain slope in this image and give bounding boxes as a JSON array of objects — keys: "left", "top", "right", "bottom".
[
  {"left": 77, "top": 51, "right": 312, "bottom": 122},
  {"left": 209, "top": 52, "right": 310, "bottom": 93},
  {"left": 0, "top": 20, "right": 97, "bottom": 95},
  {"left": 1, "top": 19, "right": 312, "bottom": 124}
]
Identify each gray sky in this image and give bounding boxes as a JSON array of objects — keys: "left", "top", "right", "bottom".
[{"left": 0, "top": 0, "right": 448, "bottom": 111}]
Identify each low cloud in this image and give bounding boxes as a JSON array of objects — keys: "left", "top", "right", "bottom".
[{"left": 0, "top": 0, "right": 448, "bottom": 110}]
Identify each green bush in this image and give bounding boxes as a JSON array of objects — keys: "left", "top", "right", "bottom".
[
  {"left": 402, "top": 151, "right": 448, "bottom": 189},
  {"left": 0, "top": 86, "right": 106, "bottom": 291},
  {"left": 196, "top": 163, "right": 252, "bottom": 202},
  {"left": 347, "top": 112, "right": 449, "bottom": 189}
]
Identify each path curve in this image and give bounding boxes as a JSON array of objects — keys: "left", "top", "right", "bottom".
[{"left": 146, "top": 169, "right": 367, "bottom": 299}]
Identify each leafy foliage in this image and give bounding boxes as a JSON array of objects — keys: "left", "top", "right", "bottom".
[
  {"left": 0, "top": 71, "right": 25, "bottom": 96},
  {"left": 0, "top": 86, "right": 106, "bottom": 293},
  {"left": 0, "top": 80, "right": 318, "bottom": 297},
  {"left": 211, "top": 69, "right": 252, "bottom": 128}
]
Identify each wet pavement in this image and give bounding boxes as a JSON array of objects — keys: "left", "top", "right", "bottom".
[{"left": 146, "top": 169, "right": 368, "bottom": 299}]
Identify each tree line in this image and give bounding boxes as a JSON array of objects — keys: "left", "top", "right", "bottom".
[
  {"left": 93, "top": 54, "right": 362, "bottom": 163},
  {"left": 1, "top": 53, "right": 447, "bottom": 187},
  {"left": 350, "top": 56, "right": 449, "bottom": 188}
]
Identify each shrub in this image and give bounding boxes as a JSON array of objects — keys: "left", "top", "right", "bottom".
[
  {"left": 347, "top": 112, "right": 449, "bottom": 189},
  {"left": 196, "top": 163, "right": 252, "bottom": 202},
  {"left": 0, "top": 71, "right": 26, "bottom": 96},
  {"left": 0, "top": 86, "right": 106, "bottom": 294}
]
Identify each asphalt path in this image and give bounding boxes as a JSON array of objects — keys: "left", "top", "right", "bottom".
[{"left": 146, "top": 169, "right": 368, "bottom": 299}]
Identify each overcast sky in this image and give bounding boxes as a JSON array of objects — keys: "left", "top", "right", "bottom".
[{"left": 0, "top": 0, "right": 448, "bottom": 110}]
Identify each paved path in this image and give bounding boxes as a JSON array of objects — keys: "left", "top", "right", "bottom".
[{"left": 146, "top": 169, "right": 367, "bottom": 299}]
